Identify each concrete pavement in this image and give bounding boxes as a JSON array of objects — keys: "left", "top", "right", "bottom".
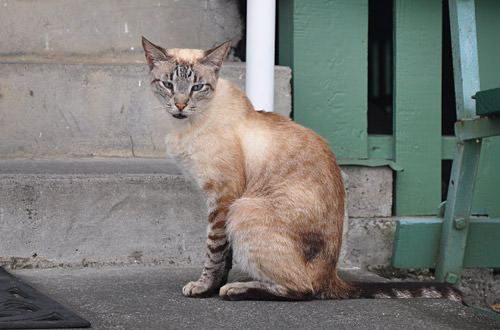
[{"left": 11, "top": 266, "right": 500, "bottom": 330}]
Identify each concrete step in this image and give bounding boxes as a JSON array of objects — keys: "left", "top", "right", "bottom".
[
  {"left": 0, "top": 61, "right": 291, "bottom": 158},
  {"left": 0, "top": 158, "right": 207, "bottom": 268},
  {"left": 10, "top": 266, "right": 500, "bottom": 330},
  {"left": 0, "top": 0, "right": 243, "bottom": 59},
  {"left": 0, "top": 158, "right": 392, "bottom": 269}
]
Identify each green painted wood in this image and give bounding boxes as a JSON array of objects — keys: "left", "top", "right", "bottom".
[
  {"left": 474, "top": 0, "right": 500, "bottom": 218},
  {"left": 475, "top": 88, "right": 500, "bottom": 116},
  {"left": 277, "top": 0, "right": 294, "bottom": 69},
  {"left": 337, "top": 159, "right": 403, "bottom": 172},
  {"left": 442, "top": 136, "right": 456, "bottom": 160},
  {"left": 393, "top": 0, "right": 442, "bottom": 215},
  {"left": 368, "top": 135, "right": 393, "bottom": 160},
  {"left": 473, "top": 136, "right": 500, "bottom": 217},
  {"left": 469, "top": 305, "right": 500, "bottom": 322},
  {"left": 392, "top": 218, "right": 441, "bottom": 268},
  {"left": 448, "top": 0, "right": 480, "bottom": 120},
  {"left": 436, "top": 139, "right": 482, "bottom": 285},
  {"left": 339, "top": 135, "right": 402, "bottom": 170},
  {"left": 359, "top": 135, "right": 459, "bottom": 162},
  {"left": 435, "top": 0, "right": 484, "bottom": 286},
  {"left": 475, "top": 0, "right": 500, "bottom": 92},
  {"left": 392, "top": 217, "right": 500, "bottom": 269},
  {"left": 463, "top": 218, "right": 500, "bottom": 267},
  {"left": 280, "top": 0, "right": 368, "bottom": 160},
  {"left": 455, "top": 115, "right": 500, "bottom": 142}
]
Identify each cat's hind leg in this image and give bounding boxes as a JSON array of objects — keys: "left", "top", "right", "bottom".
[
  {"left": 224, "top": 197, "right": 320, "bottom": 300},
  {"left": 220, "top": 281, "right": 313, "bottom": 301}
]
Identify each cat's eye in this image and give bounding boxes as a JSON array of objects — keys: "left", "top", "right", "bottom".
[
  {"left": 162, "top": 81, "right": 174, "bottom": 90},
  {"left": 191, "top": 84, "right": 204, "bottom": 92}
]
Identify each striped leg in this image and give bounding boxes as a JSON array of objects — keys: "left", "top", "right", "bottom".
[{"left": 182, "top": 207, "right": 232, "bottom": 298}]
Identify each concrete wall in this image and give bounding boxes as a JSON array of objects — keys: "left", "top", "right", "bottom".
[
  {"left": 0, "top": 0, "right": 243, "bottom": 59},
  {"left": 0, "top": 62, "right": 291, "bottom": 158},
  {"left": 343, "top": 166, "right": 392, "bottom": 218},
  {"left": 0, "top": 158, "right": 394, "bottom": 269}
]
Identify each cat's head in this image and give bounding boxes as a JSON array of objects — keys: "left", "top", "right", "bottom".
[{"left": 142, "top": 37, "right": 230, "bottom": 120}]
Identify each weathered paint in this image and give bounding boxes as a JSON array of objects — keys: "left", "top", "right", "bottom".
[
  {"left": 473, "top": 135, "right": 500, "bottom": 217},
  {"left": 455, "top": 115, "right": 500, "bottom": 142},
  {"left": 393, "top": 0, "right": 442, "bottom": 215},
  {"left": 435, "top": 0, "right": 482, "bottom": 286},
  {"left": 449, "top": 0, "right": 481, "bottom": 119},
  {"left": 337, "top": 159, "right": 402, "bottom": 172},
  {"left": 278, "top": 0, "right": 368, "bottom": 159},
  {"left": 368, "top": 135, "right": 393, "bottom": 160},
  {"left": 392, "top": 217, "right": 500, "bottom": 269},
  {"left": 475, "top": 88, "right": 500, "bottom": 116},
  {"left": 436, "top": 139, "right": 482, "bottom": 285},
  {"left": 474, "top": 0, "right": 500, "bottom": 218},
  {"left": 442, "top": 136, "right": 456, "bottom": 160},
  {"left": 392, "top": 218, "right": 441, "bottom": 268}
]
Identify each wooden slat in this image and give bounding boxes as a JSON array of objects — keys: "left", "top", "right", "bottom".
[
  {"left": 278, "top": 0, "right": 369, "bottom": 160},
  {"left": 368, "top": 135, "right": 393, "bottom": 160},
  {"left": 392, "top": 218, "right": 441, "bottom": 268},
  {"left": 448, "top": 0, "right": 481, "bottom": 120},
  {"left": 463, "top": 218, "right": 500, "bottom": 267},
  {"left": 393, "top": 0, "right": 442, "bottom": 215},
  {"left": 475, "top": 87, "right": 500, "bottom": 116},
  {"left": 442, "top": 136, "right": 456, "bottom": 160},
  {"left": 392, "top": 217, "right": 500, "bottom": 268},
  {"left": 455, "top": 115, "right": 500, "bottom": 141},
  {"left": 337, "top": 159, "right": 403, "bottom": 172}
]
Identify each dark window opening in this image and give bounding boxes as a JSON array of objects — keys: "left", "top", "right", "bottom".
[
  {"left": 442, "top": 0, "right": 458, "bottom": 201},
  {"left": 234, "top": 0, "right": 247, "bottom": 61},
  {"left": 442, "top": 0, "right": 457, "bottom": 136},
  {"left": 368, "top": 0, "right": 393, "bottom": 135},
  {"left": 441, "top": 159, "right": 453, "bottom": 202}
]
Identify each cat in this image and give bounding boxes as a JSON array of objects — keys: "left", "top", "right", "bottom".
[{"left": 141, "top": 36, "right": 462, "bottom": 302}]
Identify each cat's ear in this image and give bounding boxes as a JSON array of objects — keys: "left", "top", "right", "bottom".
[
  {"left": 142, "top": 36, "right": 170, "bottom": 70},
  {"left": 200, "top": 41, "right": 231, "bottom": 72}
]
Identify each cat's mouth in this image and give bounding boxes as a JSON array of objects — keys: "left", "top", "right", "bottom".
[{"left": 173, "top": 113, "right": 187, "bottom": 119}]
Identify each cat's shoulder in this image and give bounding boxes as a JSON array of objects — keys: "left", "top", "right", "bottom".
[{"left": 254, "top": 110, "right": 291, "bottom": 123}]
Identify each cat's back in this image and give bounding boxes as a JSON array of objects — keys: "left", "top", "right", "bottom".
[
  {"left": 238, "top": 106, "right": 341, "bottom": 196},
  {"left": 213, "top": 78, "right": 339, "bottom": 182},
  {"left": 242, "top": 109, "right": 334, "bottom": 162}
]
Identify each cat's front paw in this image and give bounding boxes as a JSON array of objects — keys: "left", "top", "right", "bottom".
[{"left": 182, "top": 281, "right": 216, "bottom": 298}]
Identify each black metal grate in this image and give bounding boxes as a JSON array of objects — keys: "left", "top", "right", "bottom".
[{"left": 0, "top": 267, "right": 90, "bottom": 329}]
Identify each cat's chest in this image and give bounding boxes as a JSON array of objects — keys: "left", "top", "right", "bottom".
[{"left": 165, "top": 131, "right": 223, "bottom": 182}]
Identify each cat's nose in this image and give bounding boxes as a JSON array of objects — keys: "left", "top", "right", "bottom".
[{"left": 175, "top": 103, "right": 187, "bottom": 111}]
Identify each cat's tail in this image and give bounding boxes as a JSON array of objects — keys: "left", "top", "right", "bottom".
[{"left": 320, "top": 280, "right": 463, "bottom": 303}]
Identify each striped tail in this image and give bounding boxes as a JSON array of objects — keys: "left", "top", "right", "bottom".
[{"left": 346, "top": 281, "right": 463, "bottom": 303}]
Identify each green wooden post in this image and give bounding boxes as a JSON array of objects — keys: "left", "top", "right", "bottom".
[
  {"left": 472, "top": 0, "right": 500, "bottom": 217},
  {"left": 393, "top": 0, "right": 442, "bottom": 215},
  {"left": 435, "top": 0, "right": 481, "bottom": 286},
  {"left": 277, "top": 0, "right": 368, "bottom": 160}
]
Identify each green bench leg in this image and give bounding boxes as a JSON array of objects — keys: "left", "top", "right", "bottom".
[
  {"left": 435, "top": 0, "right": 482, "bottom": 287},
  {"left": 435, "top": 139, "right": 482, "bottom": 286}
]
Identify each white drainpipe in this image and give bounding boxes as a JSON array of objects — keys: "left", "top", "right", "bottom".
[{"left": 246, "top": 0, "right": 276, "bottom": 112}]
